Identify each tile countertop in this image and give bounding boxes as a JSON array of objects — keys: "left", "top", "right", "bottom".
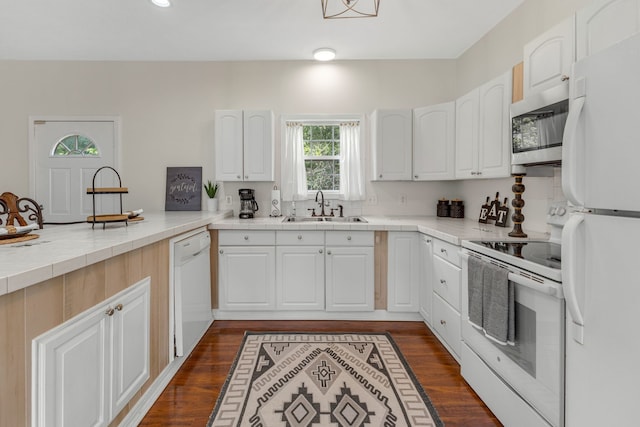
[
  {"left": 0, "top": 211, "right": 548, "bottom": 297},
  {"left": 0, "top": 210, "right": 233, "bottom": 297},
  {"left": 210, "top": 215, "right": 550, "bottom": 246}
]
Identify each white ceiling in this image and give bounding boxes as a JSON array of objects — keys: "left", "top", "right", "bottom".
[{"left": 0, "top": 0, "right": 526, "bottom": 61}]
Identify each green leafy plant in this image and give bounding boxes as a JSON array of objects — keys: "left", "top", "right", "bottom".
[{"left": 204, "top": 180, "right": 219, "bottom": 199}]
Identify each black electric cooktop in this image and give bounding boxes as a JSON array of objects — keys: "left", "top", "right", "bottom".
[{"left": 469, "top": 241, "right": 561, "bottom": 270}]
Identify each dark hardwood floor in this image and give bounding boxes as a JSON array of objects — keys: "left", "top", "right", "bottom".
[{"left": 139, "top": 320, "right": 501, "bottom": 426}]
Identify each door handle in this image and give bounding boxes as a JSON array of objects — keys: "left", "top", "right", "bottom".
[
  {"left": 562, "top": 213, "right": 585, "bottom": 344},
  {"left": 562, "top": 94, "right": 586, "bottom": 207}
]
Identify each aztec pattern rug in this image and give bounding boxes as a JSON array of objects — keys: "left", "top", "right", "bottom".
[{"left": 207, "top": 332, "right": 444, "bottom": 427}]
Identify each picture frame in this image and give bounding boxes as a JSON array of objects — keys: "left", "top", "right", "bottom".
[{"left": 165, "top": 167, "right": 202, "bottom": 211}]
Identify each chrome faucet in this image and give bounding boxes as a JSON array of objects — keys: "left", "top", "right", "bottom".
[{"left": 315, "top": 190, "right": 327, "bottom": 217}]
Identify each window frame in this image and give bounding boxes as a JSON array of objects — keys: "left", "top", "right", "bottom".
[{"left": 281, "top": 114, "right": 364, "bottom": 200}]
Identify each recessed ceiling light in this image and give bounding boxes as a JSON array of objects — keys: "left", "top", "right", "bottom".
[
  {"left": 313, "top": 48, "right": 336, "bottom": 61},
  {"left": 151, "top": 0, "right": 171, "bottom": 7}
]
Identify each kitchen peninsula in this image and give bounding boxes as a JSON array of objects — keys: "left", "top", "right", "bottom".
[{"left": 0, "top": 212, "right": 547, "bottom": 426}]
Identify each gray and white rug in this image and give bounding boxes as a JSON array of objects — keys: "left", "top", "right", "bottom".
[{"left": 207, "top": 332, "right": 444, "bottom": 427}]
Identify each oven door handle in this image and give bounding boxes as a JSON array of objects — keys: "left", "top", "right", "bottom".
[
  {"left": 507, "top": 272, "right": 563, "bottom": 298},
  {"left": 461, "top": 250, "right": 563, "bottom": 298}
]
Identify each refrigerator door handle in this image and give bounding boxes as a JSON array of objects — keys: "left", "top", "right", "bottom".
[
  {"left": 562, "top": 95, "right": 586, "bottom": 207},
  {"left": 562, "top": 213, "right": 585, "bottom": 344}
]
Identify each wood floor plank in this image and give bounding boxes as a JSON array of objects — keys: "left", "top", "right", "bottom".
[{"left": 140, "top": 320, "right": 501, "bottom": 426}]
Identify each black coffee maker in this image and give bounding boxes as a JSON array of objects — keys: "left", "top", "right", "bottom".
[{"left": 238, "top": 189, "right": 259, "bottom": 219}]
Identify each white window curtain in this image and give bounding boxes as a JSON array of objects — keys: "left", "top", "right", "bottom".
[
  {"left": 281, "top": 122, "right": 308, "bottom": 201},
  {"left": 339, "top": 122, "right": 365, "bottom": 201}
]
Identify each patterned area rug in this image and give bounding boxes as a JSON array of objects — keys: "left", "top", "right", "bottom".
[{"left": 207, "top": 332, "right": 444, "bottom": 427}]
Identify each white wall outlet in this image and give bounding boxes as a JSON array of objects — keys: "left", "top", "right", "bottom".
[
  {"left": 367, "top": 195, "right": 378, "bottom": 205},
  {"left": 400, "top": 194, "right": 407, "bottom": 205},
  {"left": 225, "top": 195, "right": 232, "bottom": 204}
]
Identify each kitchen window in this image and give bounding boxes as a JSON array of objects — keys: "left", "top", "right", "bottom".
[{"left": 281, "top": 116, "right": 365, "bottom": 201}]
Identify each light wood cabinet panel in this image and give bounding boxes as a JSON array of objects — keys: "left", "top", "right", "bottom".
[
  {"left": 65, "top": 262, "right": 106, "bottom": 319},
  {"left": 387, "top": 232, "right": 420, "bottom": 312},
  {"left": 0, "top": 289, "right": 27, "bottom": 427},
  {"left": 512, "top": 62, "right": 524, "bottom": 103},
  {"left": 374, "top": 231, "right": 388, "bottom": 310}
]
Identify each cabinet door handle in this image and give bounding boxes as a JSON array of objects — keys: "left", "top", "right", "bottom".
[
  {"left": 245, "top": 175, "right": 248, "bottom": 179},
  {"left": 440, "top": 279, "right": 447, "bottom": 285},
  {"left": 298, "top": 235, "right": 303, "bottom": 240},
  {"left": 106, "top": 307, "right": 115, "bottom": 316},
  {"left": 440, "top": 319, "right": 446, "bottom": 326},
  {"left": 244, "top": 236, "right": 249, "bottom": 240},
  {"left": 347, "top": 236, "right": 352, "bottom": 241},
  {"left": 327, "top": 250, "right": 332, "bottom": 255},
  {"left": 561, "top": 74, "right": 570, "bottom": 81},
  {"left": 219, "top": 249, "right": 224, "bottom": 254},
  {"left": 236, "top": 175, "right": 241, "bottom": 179},
  {"left": 319, "top": 249, "right": 323, "bottom": 254},
  {"left": 471, "top": 172, "right": 477, "bottom": 176},
  {"left": 115, "top": 303, "right": 123, "bottom": 311},
  {"left": 414, "top": 175, "right": 418, "bottom": 179},
  {"left": 426, "top": 239, "right": 432, "bottom": 243},
  {"left": 440, "top": 248, "right": 447, "bottom": 254},
  {"left": 379, "top": 174, "right": 383, "bottom": 178}
]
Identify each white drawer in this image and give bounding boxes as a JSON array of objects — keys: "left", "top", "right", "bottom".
[
  {"left": 433, "top": 255, "right": 461, "bottom": 311},
  {"left": 433, "top": 238, "right": 461, "bottom": 267},
  {"left": 432, "top": 293, "right": 461, "bottom": 358},
  {"left": 219, "top": 230, "right": 276, "bottom": 246},
  {"left": 325, "top": 231, "right": 374, "bottom": 246},
  {"left": 276, "top": 231, "right": 324, "bottom": 246}
]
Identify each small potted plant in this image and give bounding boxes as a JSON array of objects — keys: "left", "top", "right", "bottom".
[{"left": 204, "top": 180, "right": 219, "bottom": 212}]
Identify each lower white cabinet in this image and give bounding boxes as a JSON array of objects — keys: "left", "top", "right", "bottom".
[
  {"left": 32, "top": 277, "right": 151, "bottom": 427},
  {"left": 325, "top": 246, "right": 375, "bottom": 311},
  {"left": 419, "top": 234, "right": 434, "bottom": 324},
  {"left": 276, "top": 246, "right": 325, "bottom": 310},
  {"left": 387, "top": 232, "right": 420, "bottom": 312},
  {"left": 218, "top": 245, "right": 276, "bottom": 310}
]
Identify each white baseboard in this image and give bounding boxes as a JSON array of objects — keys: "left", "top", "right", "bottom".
[{"left": 212, "top": 309, "right": 423, "bottom": 321}]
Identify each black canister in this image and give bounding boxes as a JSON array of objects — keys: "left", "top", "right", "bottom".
[
  {"left": 450, "top": 199, "right": 464, "bottom": 218},
  {"left": 437, "top": 199, "right": 450, "bottom": 217}
]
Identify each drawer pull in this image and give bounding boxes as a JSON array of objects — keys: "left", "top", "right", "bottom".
[
  {"left": 440, "top": 279, "right": 447, "bottom": 285},
  {"left": 219, "top": 249, "right": 224, "bottom": 254},
  {"left": 327, "top": 250, "right": 332, "bottom": 255},
  {"left": 440, "top": 248, "right": 447, "bottom": 254},
  {"left": 319, "top": 249, "right": 323, "bottom": 254},
  {"left": 440, "top": 319, "right": 446, "bottom": 326},
  {"left": 298, "top": 235, "right": 303, "bottom": 240},
  {"left": 347, "top": 236, "right": 352, "bottom": 241},
  {"left": 115, "top": 303, "right": 123, "bottom": 311},
  {"left": 244, "top": 236, "right": 249, "bottom": 240},
  {"left": 106, "top": 307, "right": 115, "bottom": 317}
]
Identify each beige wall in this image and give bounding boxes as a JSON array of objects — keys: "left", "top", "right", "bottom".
[{"left": 0, "top": 0, "right": 595, "bottom": 231}]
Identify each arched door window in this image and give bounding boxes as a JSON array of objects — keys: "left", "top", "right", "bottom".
[{"left": 52, "top": 134, "right": 99, "bottom": 157}]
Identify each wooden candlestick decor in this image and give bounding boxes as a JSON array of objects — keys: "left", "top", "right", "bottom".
[{"left": 508, "top": 174, "right": 528, "bottom": 238}]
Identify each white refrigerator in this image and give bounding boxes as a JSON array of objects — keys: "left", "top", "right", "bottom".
[{"left": 562, "top": 33, "right": 640, "bottom": 426}]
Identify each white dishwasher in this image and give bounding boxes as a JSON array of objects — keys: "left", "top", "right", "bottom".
[{"left": 173, "top": 229, "right": 213, "bottom": 357}]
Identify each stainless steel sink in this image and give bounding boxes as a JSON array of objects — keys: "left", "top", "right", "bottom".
[{"left": 282, "top": 216, "right": 367, "bottom": 223}]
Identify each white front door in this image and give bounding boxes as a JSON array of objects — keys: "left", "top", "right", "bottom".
[{"left": 31, "top": 118, "right": 119, "bottom": 223}]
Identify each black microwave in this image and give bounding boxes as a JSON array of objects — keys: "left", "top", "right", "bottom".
[{"left": 511, "top": 85, "right": 569, "bottom": 166}]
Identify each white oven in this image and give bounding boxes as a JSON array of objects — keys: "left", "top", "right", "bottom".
[{"left": 460, "top": 243, "right": 565, "bottom": 427}]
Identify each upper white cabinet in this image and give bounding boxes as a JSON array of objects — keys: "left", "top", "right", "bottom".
[
  {"left": 413, "top": 102, "right": 456, "bottom": 180},
  {"left": 523, "top": 15, "right": 575, "bottom": 98},
  {"left": 577, "top": 0, "right": 640, "bottom": 60},
  {"left": 215, "top": 110, "right": 274, "bottom": 182},
  {"left": 32, "top": 278, "right": 151, "bottom": 427},
  {"left": 455, "top": 70, "right": 512, "bottom": 179},
  {"left": 371, "top": 109, "right": 413, "bottom": 181}
]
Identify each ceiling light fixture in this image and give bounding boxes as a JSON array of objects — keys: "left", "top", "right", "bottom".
[
  {"left": 321, "top": 0, "right": 380, "bottom": 19},
  {"left": 151, "top": 0, "right": 171, "bottom": 7},
  {"left": 313, "top": 48, "right": 336, "bottom": 61}
]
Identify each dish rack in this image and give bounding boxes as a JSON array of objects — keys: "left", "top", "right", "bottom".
[{"left": 87, "top": 166, "right": 128, "bottom": 229}]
